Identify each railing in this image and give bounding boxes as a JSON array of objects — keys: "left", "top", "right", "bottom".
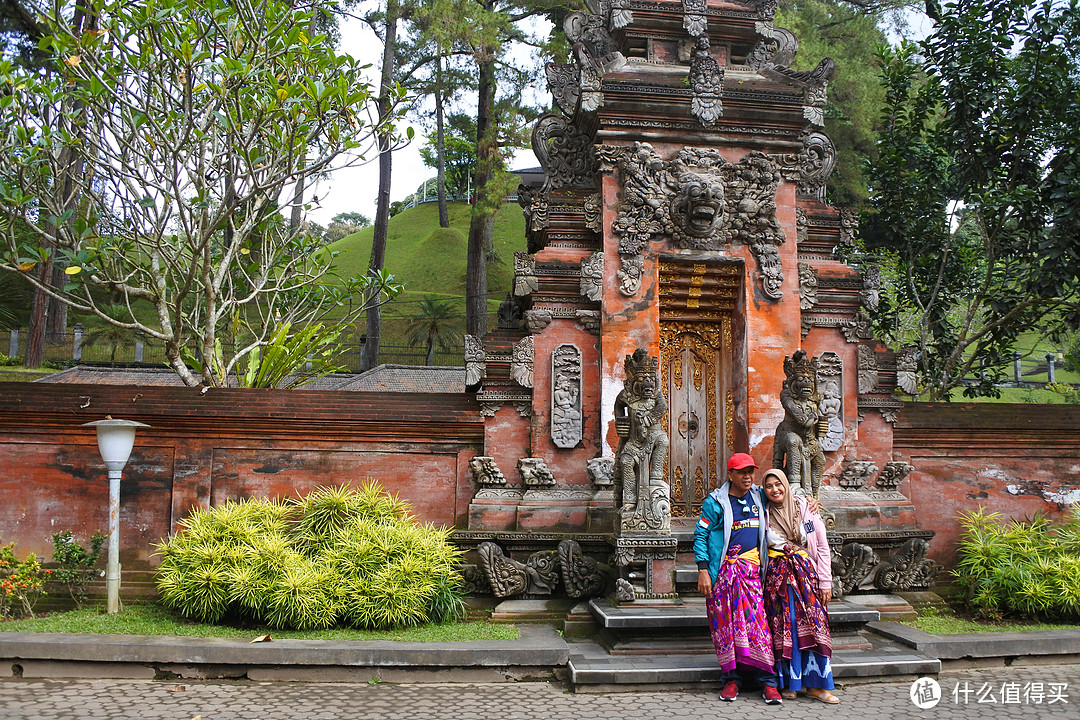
[{"left": 3, "top": 327, "right": 464, "bottom": 370}]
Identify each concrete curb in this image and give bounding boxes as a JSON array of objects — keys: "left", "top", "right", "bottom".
[
  {"left": 868, "top": 621, "right": 1080, "bottom": 660},
  {"left": 0, "top": 625, "right": 569, "bottom": 681}
]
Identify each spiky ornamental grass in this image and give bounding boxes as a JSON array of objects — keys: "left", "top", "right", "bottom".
[
  {"left": 154, "top": 482, "right": 465, "bottom": 630},
  {"left": 955, "top": 504, "right": 1080, "bottom": 620}
]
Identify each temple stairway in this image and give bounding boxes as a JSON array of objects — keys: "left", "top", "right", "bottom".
[{"left": 562, "top": 565, "right": 940, "bottom": 691}]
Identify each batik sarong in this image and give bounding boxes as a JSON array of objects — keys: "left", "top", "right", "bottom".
[
  {"left": 705, "top": 547, "right": 775, "bottom": 674},
  {"left": 764, "top": 546, "right": 832, "bottom": 661}
]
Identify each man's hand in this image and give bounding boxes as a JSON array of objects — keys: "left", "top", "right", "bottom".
[
  {"left": 806, "top": 496, "right": 822, "bottom": 515},
  {"left": 698, "top": 568, "right": 712, "bottom": 596},
  {"left": 819, "top": 587, "right": 832, "bottom": 605}
]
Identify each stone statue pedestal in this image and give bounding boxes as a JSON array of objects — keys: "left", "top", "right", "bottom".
[{"left": 612, "top": 535, "right": 678, "bottom": 601}]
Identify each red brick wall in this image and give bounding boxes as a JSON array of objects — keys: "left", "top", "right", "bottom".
[
  {"left": 894, "top": 403, "right": 1080, "bottom": 569},
  {"left": 0, "top": 383, "right": 484, "bottom": 567}
]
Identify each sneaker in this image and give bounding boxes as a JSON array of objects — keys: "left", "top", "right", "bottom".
[
  {"left": 720, "top": 681, "right": 739, "bottom": 702},
  {"left": 762, "top": 686, "right": 783, "bottom": 705}
]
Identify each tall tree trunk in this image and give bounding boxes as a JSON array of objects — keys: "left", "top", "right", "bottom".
[
  {"left": 362, "top": 0, "right": 400, "bottom": 372},
  {"left": 465, "top": 47, "right": 495, "bottom": 338},
  {"left": 435, "top": 58, "right": 449, "bottom": 229}
]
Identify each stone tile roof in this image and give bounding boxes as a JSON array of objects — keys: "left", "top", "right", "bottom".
[{"left": 35, "top": 364, "right": 465, "bottom": 393}]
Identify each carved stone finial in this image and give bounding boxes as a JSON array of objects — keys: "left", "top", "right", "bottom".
[
  {"left": 690, "top": 37, "right": 723, "bottom": 126},
  {"left": 464, "top": 335, "right": 486, "bottom": 388},
  {"left": 896, "top": 348, "right": 919, "bottom": 396},
  {"left": 469, "top": 456, "right": 507, "bottom": 487},
  {"left": 861, "top": 264, "right": 880, "bottom": 313},
  {"left": 532, "top": 114, "right": 598, "bottom": 191},
  {"left": 518, "top": 457, "right": 556, "bottom": 487},
  {"left": 876, "top": 461, "right": 914, "bottom": 492},
  {"left": 838, "top": 458, "right": 877, "bottom": 490},
  {"left": 511, "top": 335, "right": 534, "bottom": 388},
  {"left": 587, "top": 457, "right": 615, "bottom": 487},
  {"left": 798, "top": 262, "right": 818, "bottom": 311},
  {"left": 857, "top": 344, "right": 879, "bottom": 393},
  {"left": 580, "top": 252, "right": 604, "bottom": 301},
  {"left": 523, "top": 309, "right": 553, "bottom": 334},
  {"left": 513, "top": 252, "right": 538, "bottom": 297},
  {"left": 559, "top": 540, "right": 606, "bottom": 598}
]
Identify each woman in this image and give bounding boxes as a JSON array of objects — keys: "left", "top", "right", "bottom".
[{"left": 761, "top": 468, "right": 839, "bottom": 704}]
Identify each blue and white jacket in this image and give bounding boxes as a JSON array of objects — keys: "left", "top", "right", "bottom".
[{"left": 693, "top": 481, "right": 770, "bottom": 585}]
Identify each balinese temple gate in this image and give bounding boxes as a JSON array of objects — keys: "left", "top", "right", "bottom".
[{"left": 458, "top": 0, "right": 937, "bottom": 605}]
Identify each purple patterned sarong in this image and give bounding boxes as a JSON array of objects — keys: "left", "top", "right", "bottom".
[{"left": 705, "top": 548, "right": 775, "bottom": 673}]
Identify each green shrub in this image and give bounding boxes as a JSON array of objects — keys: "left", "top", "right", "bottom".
[
  {"left": 50, "top": 529, "right": 106, "bottom": 608},
  {"left": 0, "top": 540, "right": 49, "bottom": 619},
  {"left": 154, "top": 482, "right": 465, "bottom": 630},
  {"left": 955, "top": 504, "right": 1080, "bottom": 619}
]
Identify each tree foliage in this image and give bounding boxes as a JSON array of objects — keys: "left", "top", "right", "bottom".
[
  {"left": 862, "top": 0, "right": 1080, "bottom": 399},
  {"left": 0, "top": 0, "right": 404, "bottom": 386}
]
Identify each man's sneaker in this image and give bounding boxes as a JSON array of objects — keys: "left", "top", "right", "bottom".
[
  {"left": 762, "top": 686, "right": 784, "bottom": 705},
  {"left": 720, "top": 681, "right": 739, "bottom": 702}
]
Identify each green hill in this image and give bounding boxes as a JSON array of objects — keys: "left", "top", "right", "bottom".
[{"left": 321, "top": 200, "right": 526, "bottom": 365}]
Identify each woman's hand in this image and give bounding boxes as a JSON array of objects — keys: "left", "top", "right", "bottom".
[
  {"left": 698, "top": 568, "right": 712, "bottom": 596},
  {"left": 819, "top": 587, "right": 832, "bottom": 605}
]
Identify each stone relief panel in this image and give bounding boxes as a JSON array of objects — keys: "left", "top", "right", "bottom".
[
  {"left": 596, "top": 143, "right": 785, "bottom": 299},
  {"left": 545, "top": 62, "right": 580, "bottom": 118},
  {"left": 798, "top": 262, "right": 818, "bottom": 311},
  {"left": 514, "top": 251, "right": 538, "bottom": 297},
  {"left": 580, "top": 252, "right": 604, "bottom": 301},
  {"left": 689, "top": 37, "right": 723, "bottom": 126},
  {"left": 551, "top": 344, "right": 584, "bottom": 449},
  {"left": 857, "top": 344, "right": 879, "bottom": 394},
  {"left": 816, "top": 351, "right": 844, "bottom": 452},
  {"left": 476, "top": 540, "right": 609, "bottom": 600}
]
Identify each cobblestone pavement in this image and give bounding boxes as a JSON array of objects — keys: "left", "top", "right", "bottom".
[{"left": 0, "top": 665, "right": 1075, "bottom": 720}]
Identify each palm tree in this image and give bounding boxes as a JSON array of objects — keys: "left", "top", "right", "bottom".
[
  {"left": 405, "top": 297, "right": 463, "bottom": 366},
  {"left": 81, "top": 303, "right": 145, "bottom": 364}
]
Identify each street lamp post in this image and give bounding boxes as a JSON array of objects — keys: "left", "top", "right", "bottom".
[{"left": 83, "top": 417, "right": 149, "bottom": 614}]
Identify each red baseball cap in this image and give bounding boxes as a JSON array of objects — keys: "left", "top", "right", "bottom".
[{"left": 726, "top": 453, "right": 757, "bottom": 471}]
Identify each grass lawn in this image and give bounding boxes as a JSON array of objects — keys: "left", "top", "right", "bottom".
[
  {"left": 0, "top": 602, "right": 519, "bottom": 642},
  {"left": 903, "top": 604, "right": 1080, "bottom": 635}
]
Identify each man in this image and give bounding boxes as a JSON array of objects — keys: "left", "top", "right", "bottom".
[{"left": 694, "top": 452, "right": 782, "bottom": 705}]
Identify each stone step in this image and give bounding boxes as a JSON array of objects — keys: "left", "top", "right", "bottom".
[
  {"left": 567, "top": 632, "right": 941, "bottom": 689},
  {"left": 588, "top": 597, "right": 880, "bottom": 632}
]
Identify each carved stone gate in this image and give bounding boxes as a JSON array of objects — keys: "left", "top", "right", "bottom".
[{"left": 659, "top": 257, "right": 740, "bottom": 518}]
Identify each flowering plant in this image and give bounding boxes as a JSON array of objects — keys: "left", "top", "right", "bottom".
[{"left": 0, "top": 541, "right": 50, "bottom": 619}]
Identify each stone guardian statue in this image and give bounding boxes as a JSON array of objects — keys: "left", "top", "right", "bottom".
[
  {"left": 613, "top": 348, "right": 671, "bottom": 533},
  {"left": 772, "top": 350, "right": 826, "bottom": 497}
]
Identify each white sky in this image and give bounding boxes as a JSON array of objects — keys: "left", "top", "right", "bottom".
[{"left": 303, "top": 15, "right": 540, "bottom": 227}]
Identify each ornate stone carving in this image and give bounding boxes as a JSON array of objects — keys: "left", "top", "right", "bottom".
[
  {"left": 518, "top": 457, "right": 556, "bottom": 487},
  {"left": 584, "top": 192, "right": 602, "bottom": 232},
  {"left": 551, "top": 344, "right": 583, "bottom": 449},
  {"left": 816, "top": 351, "right": 844, "bottom": 452},
  {"left": 575, "top": 309, "right": 601, "bottom": 335},
  {"left": 545, "top": 62, "right": 580, "bottom": 118},
  {"left": 842, "top": 310, "right": 875, "bottom": 343},
  {"left": 748, "top": 23, "right": 798, "bottom": 70},
  {"left": 857, "top": 344, "right": 879, "bottom": 393},
  {"left": 479, "top": 542, "right": 555, "bottom": 597},
  {"left": 460, "top": 564, "right": 492, "bottom": 596},
  {"left": 798, "top": 262, "right": 818, "bottom": 311},
  {"left": 832, "top": 542, "right": 879, "bottom": 596},
  {"left": 532, "top": 114, "right": 598, "bottom": 191},
  {"left": 559, "top": 539, "right": 607, "bottom": 598},
  {"left": 523, "top": 309, "right": 553, "bottom": 333},
  {"left": 795, "top": 206, "right": 808, "bottom": 243},
  {"left": 470, "top": 456, "right": 507, "bottom": 487},
  {"left": 896, "top": 348, "right": 919, "bottom": 395},
  {"left": 587, "top": 457, "right": 615, "bottom": 487},
  {"left": 683, "top": 0, "right": 707, "bottom": 36},
  {"left": 837, "top": 459, "right": 877, "bottom": 490},
  {"left": 615, "top": 577, "right": 636, "bottom": 602},
  {"left": 773, "top": 350, "right": 826, "bottom": 497},
  {"left": 564, "top": 10, "right": 625, "bottom": 112},
  {"left": 876, "top": 461, "right": 913, "bottom": 492},
  {"left": 514, "top": 251, "right": 538, "bottom": 297},
  {"left": 479, "top": 401, "right": 501, "bottom": 417},
  {"left": 511, "top": 335, "right": 534, "bottom": 388},
  {"left": 580, "top": 252, "right": 604, "bottom": 301},
  {"left": 614, "top": 349, "right": 671, "bottom": 534},
  {"left": 616, "top": 254, "right": 644, "bottom": 296},
  {"left": 597, "top": 143, "right": 784, "bottom": 298},
  {"left": 860, "top": 264, "right": 880, "bottom": 313},
  {"left": 690, "top": 37, "right": 723, "bottom": 126},
  {"left": 496, "top": 292, "right": 524, "bottom": 330},
  {"left": 839, "top": 206, "right": 858, "bottom": 246},
  {"left": 776, "top": 130, "right": 836, "bottom": 201},
  {"left": 464, "top": 335, "right": 486, "bottom": 388},
  {"left": 874, "top": 539, "right": 939, "bottom": 591}
]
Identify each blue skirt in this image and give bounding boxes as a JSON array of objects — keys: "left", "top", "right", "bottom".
[{"left": 776, "top": 585, "right": 834, "bottom": 691}]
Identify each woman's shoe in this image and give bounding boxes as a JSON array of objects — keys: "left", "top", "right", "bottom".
[
  {"left": 780, "top": 690, "right": 797, "bottom": 700},
  {"left": 805, "top": 688, "right": 840, "bottom": 704}
]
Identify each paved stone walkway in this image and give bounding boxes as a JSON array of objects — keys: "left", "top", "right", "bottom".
[{"left": 0, "top": 664, "right": 1074, "bottom": 719}]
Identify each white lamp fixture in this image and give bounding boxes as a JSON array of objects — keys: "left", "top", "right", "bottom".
[{"left": 83, "top": 417, "right": 150, "bottom": 614}]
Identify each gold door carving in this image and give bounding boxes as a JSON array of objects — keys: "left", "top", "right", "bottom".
[{"left": 660, "top": 319, "right": 732, "bottom": 518}]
